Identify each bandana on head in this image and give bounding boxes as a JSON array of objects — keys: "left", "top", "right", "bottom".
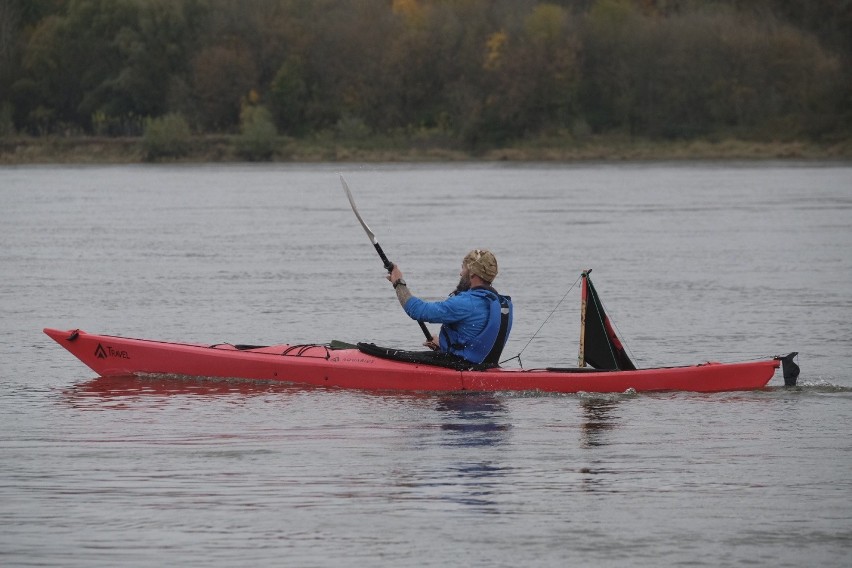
[{"left": 464, "top": 249, "right": 498, "bottom": 282}]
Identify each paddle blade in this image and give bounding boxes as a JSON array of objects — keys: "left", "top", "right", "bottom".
[{"left": 339, "top": 174, "right": 377, "bottom": 245}]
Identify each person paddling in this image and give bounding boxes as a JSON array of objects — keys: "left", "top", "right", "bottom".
[{"left": 386, "top": 249, "right": 513, "bottom": 366}]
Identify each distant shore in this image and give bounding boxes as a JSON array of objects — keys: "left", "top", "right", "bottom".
[{"left": 1, "top": 135, "right": 850, "bottom": 165}]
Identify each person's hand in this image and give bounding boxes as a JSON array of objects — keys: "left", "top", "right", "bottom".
[
  {"left": 423, "top": 336, "right": 439, "bottom": 351},
  {"left": 386, "top": 264, "right": 403, "bottom": 285}
]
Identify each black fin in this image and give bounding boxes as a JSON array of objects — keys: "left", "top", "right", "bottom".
[{"left": 778, "top": 352, "right": 800, "bottom": 386}]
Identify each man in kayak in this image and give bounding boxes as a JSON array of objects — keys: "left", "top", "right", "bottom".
[{"left": 386, "top": 249, "right": 513, "bottom": 366}]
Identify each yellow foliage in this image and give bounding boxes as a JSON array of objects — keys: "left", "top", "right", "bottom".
[
  {"left": 392, "top": 0, "right": 420, "bottom": 17},
  {"left": 392, "top": 0, "right": 427, "bottom": 28},
  {"left": 484, "top": 31, "right": 507, "bottom": 71},
  {"left": 525, "top": 4, "right": 567, "bottom": 44}
]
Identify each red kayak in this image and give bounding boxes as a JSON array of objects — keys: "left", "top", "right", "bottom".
[
  {"left": 44, "top": 273, "right": 798, "bottom": 393},
  {"left": 42, "top": 328, "right": 791, "bottom": 394}
]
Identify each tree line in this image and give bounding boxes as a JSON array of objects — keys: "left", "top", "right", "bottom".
[{"left": 1, "top": 0, "right": 849, "bottom": 149}]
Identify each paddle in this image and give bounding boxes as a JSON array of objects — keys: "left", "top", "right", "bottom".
[{"left": 339, "top": 174, "right": 433, "bottom": 341}]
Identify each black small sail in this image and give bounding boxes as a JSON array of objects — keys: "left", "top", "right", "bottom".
[{"left": 579, "top": 271, "right": 636, "bottom": 371}]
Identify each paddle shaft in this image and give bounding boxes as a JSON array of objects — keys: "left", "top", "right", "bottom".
[
  {"left": 373, "top": 243, "right": 393, "bottom": 272},
  {"left": 339, "top": 175, "right": 433, "bottom": 341}
]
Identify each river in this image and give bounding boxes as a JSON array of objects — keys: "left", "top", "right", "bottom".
[{"left": 1, "top": 162, "right": 850, "bottom": 567}]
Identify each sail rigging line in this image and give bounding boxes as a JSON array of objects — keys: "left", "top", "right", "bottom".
[
  {"left": 501, "top": 273, "right": 583, "bottom": 368},
  {"left": 607, "top": 312, "right": 639, "bottom": 367}
]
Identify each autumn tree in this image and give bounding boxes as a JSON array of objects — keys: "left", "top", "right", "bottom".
[{"left": 0, "top": 0, "right": 848, "bottom": 142}]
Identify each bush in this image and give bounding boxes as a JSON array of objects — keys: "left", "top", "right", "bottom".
[
  {"left": 143, "top": 113, "right": 192, "bottom": 160},
  {"left": 236, "top": 105, "right": 278, "bottom": 161},
  {"left": 335, "top": 116, "right": 371, "bottom": 141}
]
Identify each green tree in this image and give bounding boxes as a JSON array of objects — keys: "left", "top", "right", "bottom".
[
  {"left": 192, "top": 44, "right": 258, "bottom": 131},
  {"left": 478, "top": 4, "right": 580, "bottom": 143},
  {"left": 579, "top": 0, "right": 644, "bottom": 134},
  {"left": 269, "top": 57, "right": 308, "bottom": 134},
  {"left": 143, "top": 112, "right": 192, "bottom": 160},
  {"left": 579, "top": 1, "right": 844, "bottom": 139},
  {"left": 236, "top": 103, "right": 278, "bottom": 160},
  {"left": 101, "top": 0, "right": 207, "bottom": 128}
]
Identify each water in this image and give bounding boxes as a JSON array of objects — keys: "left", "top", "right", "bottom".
[{"left": 2, "top": 162, "right": 851, "bottom": 567}]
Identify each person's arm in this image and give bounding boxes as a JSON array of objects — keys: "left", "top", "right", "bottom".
[
  {"left": 387, "top": 264, "right": 473, "bottom": 323},
  {"left": 403, "top": 292, "right": 472, "bottom": 324},
  {"left": 387, "top": 264, "right": 412, "bottom": 308},
  {"left": 393, "top": 278, "right": 413, "bottom": 308},
  {"left": 385, "top": 264, "right": 470, "bottom": 348}
]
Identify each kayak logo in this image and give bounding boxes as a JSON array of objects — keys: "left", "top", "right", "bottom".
[{"left": 94, "top": 343, "right": 131, "bottom": 360}]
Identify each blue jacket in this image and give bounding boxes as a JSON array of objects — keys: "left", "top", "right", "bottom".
[{"left": 403, "top": 287, "right": 513, "bottom": 364}]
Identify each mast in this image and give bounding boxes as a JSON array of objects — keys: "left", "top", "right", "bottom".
[{"left": 578, "top": 270, "right": 590, "bottom": 367}]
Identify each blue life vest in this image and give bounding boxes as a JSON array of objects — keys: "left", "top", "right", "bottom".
[{"left": 439, "top": 288, "right": 513, "bottom": 365}]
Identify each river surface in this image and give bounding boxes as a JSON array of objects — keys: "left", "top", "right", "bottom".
[{"left": 1, "top": 162, "right": 851, "bottom": 567}]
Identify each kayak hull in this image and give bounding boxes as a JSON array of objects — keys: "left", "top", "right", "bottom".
[{"left": 44, "top": 328, "right": 781, "bottom": 394}]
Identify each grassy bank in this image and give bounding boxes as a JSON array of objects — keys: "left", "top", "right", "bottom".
[{"left": 1, "top": 134, "right": 850, "bottom": 165}]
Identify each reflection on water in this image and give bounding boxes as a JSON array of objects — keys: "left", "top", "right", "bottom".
[
  {"left": 578, "top": 397, "right": 622, "bottom": 493},
  {"left": 579, "top": 397, "right": 620, "bottom": 449},
  {"left": 430, "top": 394, "right": 512, "bottom": 509},
  {"left": 63, "top": 374, "right": 306, "bottom": 410},
  {"left": 436, "top": 393, "right": 510, "bottom": 447}
]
